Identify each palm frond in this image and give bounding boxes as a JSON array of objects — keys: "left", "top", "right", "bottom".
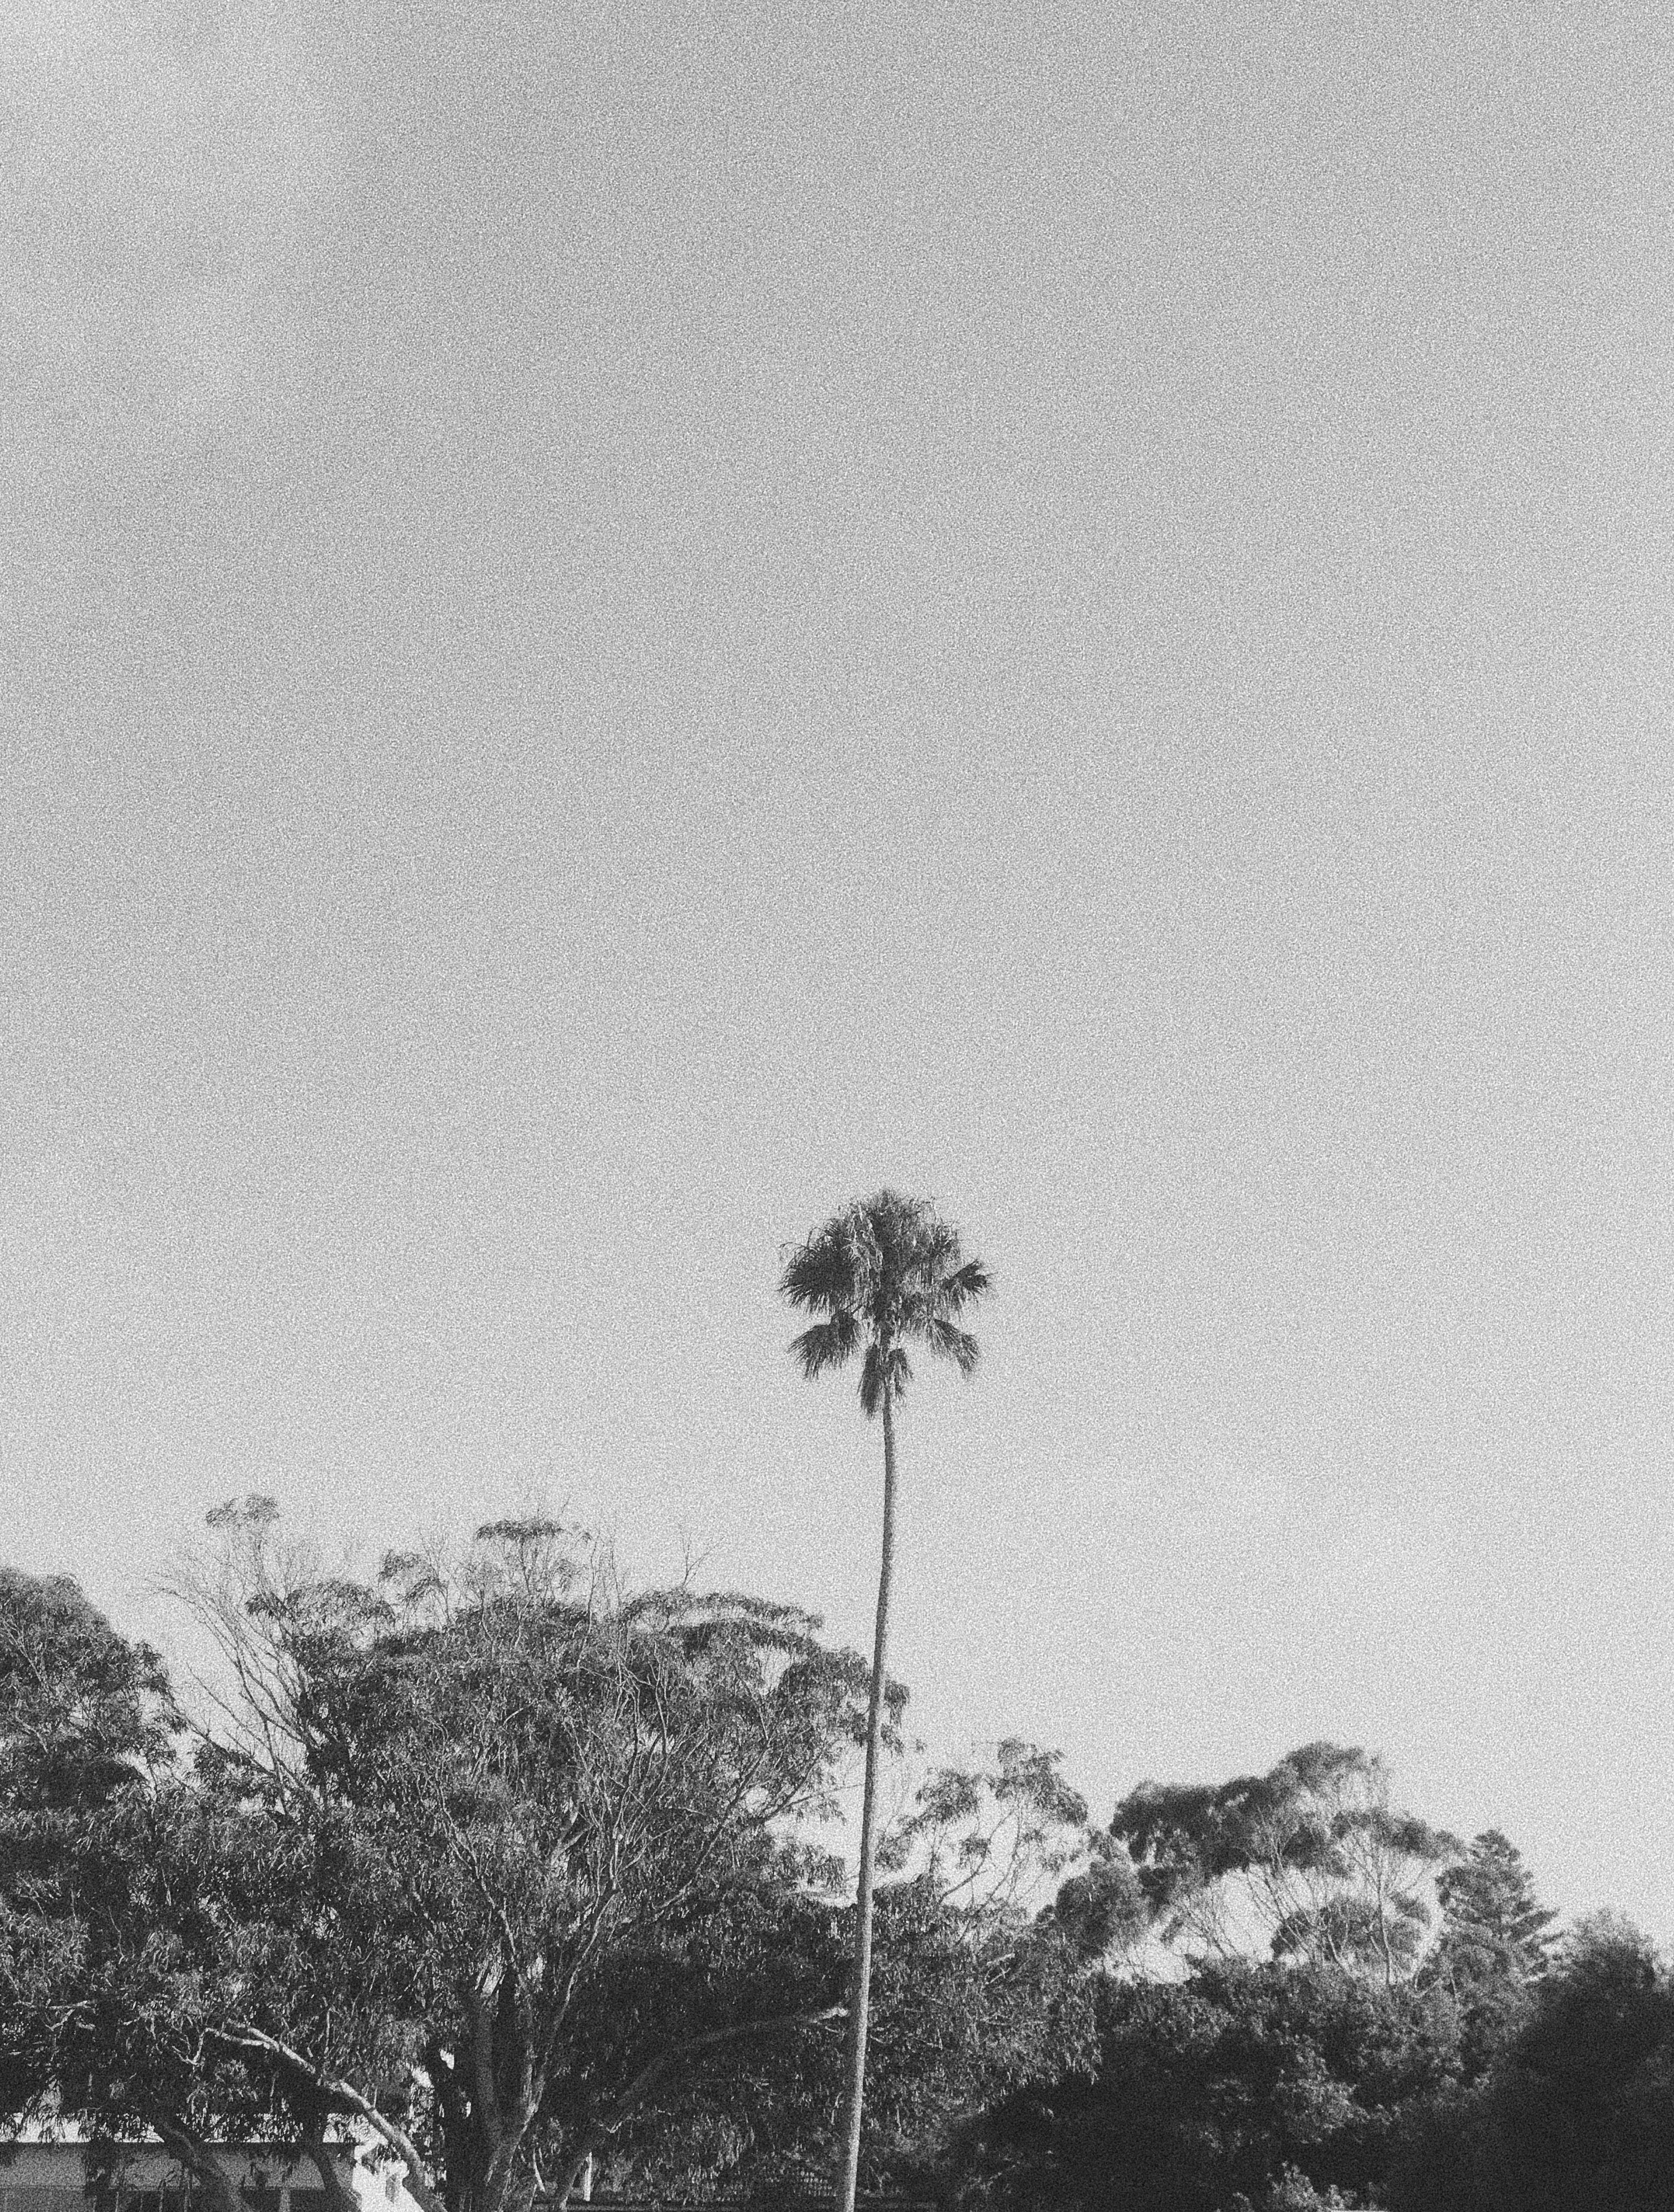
[
  {"left": 791, "top": 1313, "right": 861, "bottom": 1381},
  {"left": 860, "top": 1342, "right": 913, "bottom": 1415},
  {"left": 936, "top": 1255, "right": 993, "bottom": 1313},
  {"left": 783, "top": 1191, "right": 990, "bottom": 1406},
  {"left": 867, "top": 1189, "right": 931, "bottom": 1245},
  {"left": 920, "top": 1315, "right": 981, "bottom": 1376},
  {"left": 779, "top": 1216, "right": 863, "bottom": 1313},
  {"left": 915, "top": 1215, "right": 963, "bottom": 1277}
]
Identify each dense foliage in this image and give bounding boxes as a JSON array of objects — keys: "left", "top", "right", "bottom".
[
  {"left": 1, "top": 1519, "right": 1087, "bottom": 2210},
  {"left": 955, "top": 1958, "right": 1460, "bottom": 2210},
  {"left": 3, "top": 1526, "right": 1670, "bottom": 2211},
  {"left": 1390, "top": 1917, "right": 1674, "bottom": 2212}
]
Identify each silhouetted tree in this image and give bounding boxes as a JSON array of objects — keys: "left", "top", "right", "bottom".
[{"left": 780, "top": 1190, "right": 991, "bottom": 2212}]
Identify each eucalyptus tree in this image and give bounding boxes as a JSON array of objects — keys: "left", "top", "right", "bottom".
[
  {"left": 4, "top": 1515, "right": 880, "bottom": 2212},
  {"left": 1112, "top": 1741, "right": 1460, "bottom": 1984},
  {"left": 181, "top": 1508, "right": 874, "bottom": 2212},
  {"left": 779, "top": 1190, "right": 991, "bottom": 2212}
]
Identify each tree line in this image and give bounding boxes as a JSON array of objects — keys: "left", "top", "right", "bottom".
[
  {"left": 3, "top": 1510, "right": 1672, "bottom": 2212},
  {"left": 4, "top": 1193, "right": 1672, "bottom": 2210}
]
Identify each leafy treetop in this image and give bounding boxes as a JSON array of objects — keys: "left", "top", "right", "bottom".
[{"left": 779, "top": 1189, "right": 991, "bottom": 1416}]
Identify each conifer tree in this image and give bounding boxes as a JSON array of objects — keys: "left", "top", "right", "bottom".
[
  {"left": 1423, "top": 1828, "right": 1558, "bottom": 2077},
  {"left": 1434, "top": 1830, "right": 1558, "bottom": 1985}
]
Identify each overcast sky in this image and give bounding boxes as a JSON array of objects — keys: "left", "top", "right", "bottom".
[{"left": 4, "top": 0, "right": 1672, "bottom": 1936}]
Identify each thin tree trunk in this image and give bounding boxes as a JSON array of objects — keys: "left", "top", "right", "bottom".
[{"left": 833, "top": 1385, "right": 898, "bottom": 2212}]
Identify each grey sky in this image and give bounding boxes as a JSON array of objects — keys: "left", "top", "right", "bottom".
[{"left": 3, "top": 1, "right": 1672, "bottom": 1934}]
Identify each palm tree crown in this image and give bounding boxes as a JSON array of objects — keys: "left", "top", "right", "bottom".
[{"left": 779, "top": 1189, "right": 991, "bottom": 1415}]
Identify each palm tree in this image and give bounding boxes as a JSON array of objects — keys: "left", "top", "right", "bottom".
[{"left": 779, "top": 1190, "right": 992, "bottom": 2212}]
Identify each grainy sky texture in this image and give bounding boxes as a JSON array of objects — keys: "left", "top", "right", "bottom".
[{"left": 4, "top": 1, "right": 1673, "bottom": 1934}]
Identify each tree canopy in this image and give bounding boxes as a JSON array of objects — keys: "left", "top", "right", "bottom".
[
  {"left": 1111, "top": 1743, "right": 1461, "bottom": 1985},
  {"left": 1391, "top": 1915, "right": 1674, "bottom": 2212},
  {"left": 4, "top": 1525, "right": 1654, "bottom": 2212},
  {"left": 2, "top": 1511, "right": 1098, "bottom": 2210},
  {"left": 4, "top": 1515, "right": 890, "bottom": 2212},
  {"left": 779, "top": 1188, "right": 991, "bottom": 1419},
  {"left": 956, "top": 1955, "right": 1461, "bottom": 2212}
]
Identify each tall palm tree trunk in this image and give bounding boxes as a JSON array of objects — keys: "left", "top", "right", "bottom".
[{"left": 833, "top": 1385, "right": 897, "bottom": 2212}]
